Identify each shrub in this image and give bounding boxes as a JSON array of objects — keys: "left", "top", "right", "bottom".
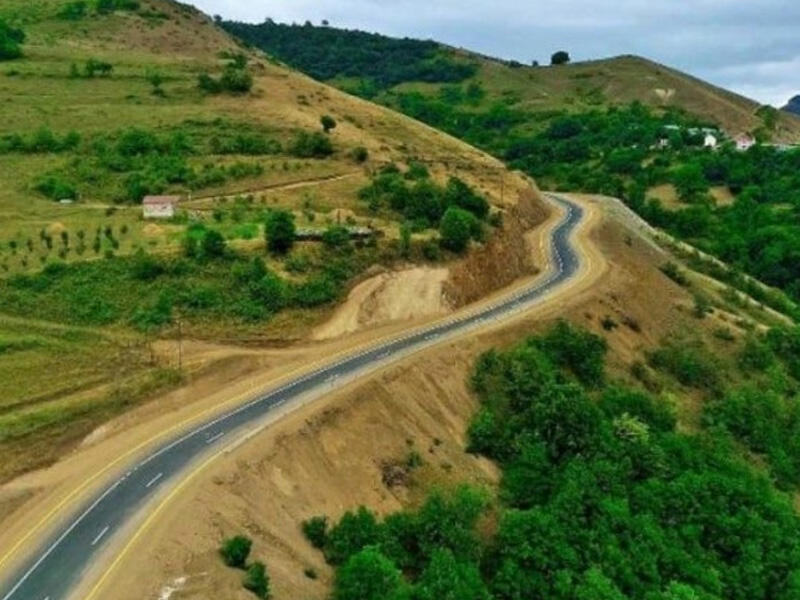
[
  {"left": 321, "top": 114, "right": 337, "bottom": 133},
  {"left": 648, "top": 339, "right": 723, "bottom": 391},
  {"left": 302, "top": 516, "right": 329, "bottom": 549},
  {"left": 197, "top": 72, "right": 222, "bottom": 93},
  {"left": 84, "top": 58, "right": 113, "bottom": 78},
  {"left": 351, "top": 146, "right": 369, "bottom": 163},
  {"left": 58, "top": 1, "right": 88, "bottom": 20},
  {"left": 220, "top": 535, "right": 252, "bottom": 569},
  {"left": 290, "top": 131, "right": 334, "bottom": 158},
  {"left": 220, "top": 66, "right": 253, "bottom": 93},
  {"left": 322, "top": 225, "right": 350, "bottom": 250},
  {"left": 0, "top": 20, "right": 24, "bottom": 61},
  {"left": 35, "top": 175, "right": 77, "bottom": 200},
  {"left": 242, "top": 562, "right": 271, "bottom": 599},
  {"left": 660, "top": 262, "right": 689, "bottom": 286}
]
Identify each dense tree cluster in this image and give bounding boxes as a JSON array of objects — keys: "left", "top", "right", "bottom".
[
  {"left": 220, "top": 19, "right": 477, "bottom": 96},
  {"left": 358, "top": 164, "right": 490, "bottom": 252},
  {"left": 304, "top": 322, "right": 800, "bottom": 600},
  {"left": 0, "top": 121, "right": 314, "bottom": 202}
]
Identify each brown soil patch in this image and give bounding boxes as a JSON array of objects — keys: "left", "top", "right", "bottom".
[{"left": 313, "top": 267, "right": 451, "bottom": 339}]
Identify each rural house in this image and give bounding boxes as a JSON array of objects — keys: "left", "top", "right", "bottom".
[
  {"left": 703, "top": 133, "right": 718, "bottom": 149},
  {"left": 142, "top": 195, "right": 180, "bottom": 219},
  {"left": 734, "top": 133, "right": 756, "bottom": 151}
]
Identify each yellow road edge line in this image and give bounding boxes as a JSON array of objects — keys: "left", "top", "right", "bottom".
[
  {"left": 0, "top": 329, "right": 414, "bottom": 572},
  {"left": 2, "top": 192, "right": 581, "bottom": 585},
  {"left": 83, "top": 447, "right": 225, "bottom": 600}
]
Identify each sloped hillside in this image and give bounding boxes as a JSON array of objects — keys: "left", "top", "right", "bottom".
[
  {"left": 224, "top": 20, "right": 800, "bottom": 140},
  {"left": 0, "top": 0, "right": 547, "bottom": 481}
]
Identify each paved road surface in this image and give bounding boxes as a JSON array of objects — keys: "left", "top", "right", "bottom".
[{"left": 0, "top": 194, "right": 584, "bottom": 600}]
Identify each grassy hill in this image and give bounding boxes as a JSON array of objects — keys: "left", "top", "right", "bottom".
[
  {"left": 0, "top": 0, "right": 537, "bottom": 480},
  {"left": 223, "top": 20, "right": 800, "bottom": 141},
  {"left": 224, "top": 20, "right": 800, "bottom": 319}
]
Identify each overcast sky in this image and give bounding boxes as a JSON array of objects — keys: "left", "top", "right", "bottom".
[{"left": 191, "top": 0, "right": 798, "bottom": 107}]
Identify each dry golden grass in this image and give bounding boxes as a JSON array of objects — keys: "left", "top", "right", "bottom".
[
  {"left": 0, "top": 0, "right": 534, "bottom": 479},
  {"left": 435, "top": 52, "right": 800, "bottom": 141}
]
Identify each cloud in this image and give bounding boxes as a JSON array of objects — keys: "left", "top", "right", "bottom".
[{"left": 191, "top": 0, "right": 799, "bottom": 106}]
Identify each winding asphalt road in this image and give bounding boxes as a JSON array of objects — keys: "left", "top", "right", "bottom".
[{"left": 0, "top": 194, "right": 584, "bottom": 600}]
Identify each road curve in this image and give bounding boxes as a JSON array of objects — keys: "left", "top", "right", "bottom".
[{"left": 0, "top": 194, "right": 585, "bottom": 600}]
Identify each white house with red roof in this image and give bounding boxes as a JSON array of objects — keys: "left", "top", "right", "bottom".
[
  {"left": 142, "top": 195, "right": 180, "bottom": 219},
  {"left": 734, "top": 133, "right": 756, "bottom": 151}
]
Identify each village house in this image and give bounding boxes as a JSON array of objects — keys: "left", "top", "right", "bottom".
[
  {"left": 703, "top": 132, "right": 719, "bottom": 149},
  {"left": 142, "top": 195, "right": 180, "bottom": 219},
  {"left": 734, "top": 133, "right": 756, "bottom": 152}
]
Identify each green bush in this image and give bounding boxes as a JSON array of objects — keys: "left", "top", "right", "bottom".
[
  {"left": 322, "top": 225, "right": 350, "bottom": 250},
  {"left": 321, "top": 114, "right": 337, "bottom": 133},
  {"left": 351, "top": 146, "right": 369, "bottom": 163},
  {"left": 0, "top": 20, "right": 24, "bottom": 61},
  {"left": 242, "top": 562, "right": 270, "bottom": 599},
  {"left": 34, "top": 175, "right": 77, "bottom": 200},
  {"left": 290, "top": 131, "right": 334, "bottom": 158},
  {"left": 302, "top": 516, "right": 329, "bottom": 549},
  {"left": 648, "top": 339, "right": 723, "bottom": 392},
  {"left": 439, "top": 206, "right": 476, "bottom": 253},
  {"left": 58, "top": 1, "right": 88, "bottom": 20},
  {"left": 220, "top": 535, "right": 252, "bottom": 569}
]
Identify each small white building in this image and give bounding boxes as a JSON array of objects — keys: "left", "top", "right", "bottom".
[
  {"left": 142, "top": 195, "right": 180, "bottom": 219},
  {"left": 703, "top": 133, "right": 719, "bottom": 149},
  {"left": 734, "top": 133, "right": 756, "bottom": 152}
]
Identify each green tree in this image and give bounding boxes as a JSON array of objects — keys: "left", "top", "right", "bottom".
[
  {"left": 264, "top": 210, "right": 296, "bottom": 254},
  {"left": 220, "top": 535, "right": 252, "bottom": 569},
  {"left": 439, "top": 206, "right": 476, "bottom": 253},
  {"left": 415, "top": 548, "right": 490, "bottom": 600},
  {"left": 576, "top": 568, "right": 628, "bottom": 600},
  {"left": 550, "top": 50, "right": 571, "bottom": 65},
  {"left": 325, "top": 506, "right": 382, "bottom": 565},
  {"left": 333, "top": 548, "right": 407, "bottom": 600},
  {"left": 321, "top": 114, "right": 337, "bottom": 133},
  {"left": 243, "top": 562, "right": 271, "bottom": 599},
  {"left": 201, "top": 229, "right": 226, "bottom": 259}
]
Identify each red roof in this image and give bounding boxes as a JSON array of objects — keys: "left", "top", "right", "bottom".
[{"left": 142, "top": 195, "right": 181, "bottom": 205}]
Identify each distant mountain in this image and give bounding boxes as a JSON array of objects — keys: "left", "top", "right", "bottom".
[
  {"left": 784, "top": 95, "right": 800, "bottom": 115},
  {"left": 223, "top": 20, "right": 800, "bottom": 141}
]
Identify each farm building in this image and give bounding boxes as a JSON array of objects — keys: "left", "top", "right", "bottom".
[
  {"left": 142, "top": 195, "right": 180, "bottom": 219},
  {"left": 703, "top": 133, "right": 719, "bottom": 149},
  {"left": 734, "top": 133, "right": 756, "bottom": 152}
]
